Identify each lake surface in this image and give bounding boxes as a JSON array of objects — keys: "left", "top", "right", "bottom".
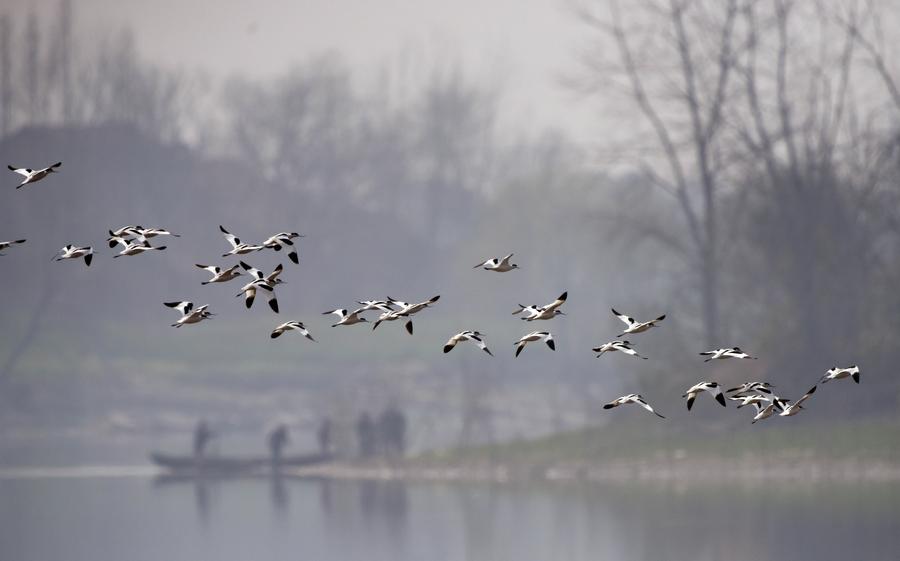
[{"left": 0, "top": 474, "right": 898, "bottom": 561}]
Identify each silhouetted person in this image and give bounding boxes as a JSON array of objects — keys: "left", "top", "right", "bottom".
[
  {"left": 356, "top": 412, "right": 376, "bottom": 458},
  {"left": 317, "top": 417, "right": 332, "bottom": 456},
  {"left": 377, "top": 407, "right": 406, "bottom": 458},
  {"left": 193, "top": 420, "right": 213, "bottom": 461},
  {"left": 267, "top": 423, "right": 290, "bottom": 466}
]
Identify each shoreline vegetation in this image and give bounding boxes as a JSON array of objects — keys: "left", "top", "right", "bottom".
[{"left": 289, "top": 419, "right": 900, "bottom": 484}]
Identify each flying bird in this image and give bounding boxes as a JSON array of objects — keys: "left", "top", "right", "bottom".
[
  {"left": 219, "top": 225, "right": 264, "bottom": 257},
  {"left": 751, "top": 402, "right": 777, "bottom": 424},
  {"left": 263, "top": 232, "right": 303, "bottom": 264},
  {"left": 373, "top": 295, "right": 441, "bottom": 334},
  {"left": 196, "top": 264, "right": 243, "bottom": 285},
  {"left": 473, "top": 253, "right": 518, "bottom": 272},
  {"left": 682, "top": 381, "right": 727, "bottom": 410},
  {"left": 726, "top": 382, "right": 775, "bottom": 395},
  {"left": 271, "top": 321, "right": 316, "bottom": 341},
  {"left": 55, "top": 245, "right": 93, "bottom": 266},
  {"left": 611, "top": 308, "right": 666, "bottom": 336},
  {"left": 8, "top": 162, "right": 61, "bottom": 189},
  {"left": 603, "top": 394, "right": 665, "bottom": 418},
  {"left": 0, "top": 238, "right": 26, "bottom": 256},
  {"left": 699, "top": 347, "right": 758, "bottom": 362},
  {"left": 323, "top": 308, "right": 369, "bottom": 327},
  {"left": 513, "top": 292, "right": 567, "bottom": 321},
  {"left": 778, "top": 385, "right": 818, "bottom": 417},
  {"left": 443, "top": 331, "right": 493, "bottom": 356},
  {"left": 592, "top": 340, "right": 647, "bottom": 360},
  {"left": 165, "top": 301, "right": 213, "bottom": 327},
  {"left": 514, "top": 331, "right": 555, "bottom": 357},
  {"left": 727, "top": 394, "right": 771, "bottom": 409},
  {"left": 820, "top": 365, "right": 860, "bottom": 384}
]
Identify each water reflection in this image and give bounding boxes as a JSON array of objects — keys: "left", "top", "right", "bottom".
[{"left": 1, "top": 476, "right": 898, "bottom": 561}]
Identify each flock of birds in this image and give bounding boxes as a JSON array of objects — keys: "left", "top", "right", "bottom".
[{"left": 4, "top": 162, "right": 863, "bottom": 425}]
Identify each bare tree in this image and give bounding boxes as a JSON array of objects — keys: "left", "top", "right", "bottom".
[
  {"left": 23, "top": 12, "right": 42, "bottom": 124},
  {"left": 575, "top": 0, "right": 740, "bottom": 347}
]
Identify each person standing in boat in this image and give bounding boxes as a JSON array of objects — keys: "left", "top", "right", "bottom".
[
  {"left": 268, "top": 423, "right": 290, "bottom": 467},
  {"left": 317, "top": 417, "right": 332, "bottom": 456},
  {"left": 193, "top": 420, "right": 214, "bottom": 463}
]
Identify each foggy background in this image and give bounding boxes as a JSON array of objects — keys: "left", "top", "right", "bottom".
[{"left": 0, "top": 0, "right": 899, "bottom": 463}]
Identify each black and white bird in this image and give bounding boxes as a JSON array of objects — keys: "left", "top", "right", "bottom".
[
  {"left": 323, "top": 308, "right": 369, "bottom": 327},
  {"left": 513, "top": 292, "right": 567, "bottom": 321},
  {"left": 356, "top": 300, "right": 396, "bottom": 313},
  {"left": 514, "top": 331, "right": 555, "bottom": 357},
  {"left": 820, "top": 365, "right": 860, "bottom": 384},
  {"left": 682, "top": 381, "right": 727, "bottom": 410},
  {"left": 751, "top": 402, "right": 777, "bottom": 424},
  {"left": 779, "top": 385, "right": 818, "bottom": 417},
  {"left": 603, "top": 394, "right": 665, "bottom": 418},
  {"left": 443, "top": 331, "right": 493, "bottom": 356},
  {"left": 592, "top": 340, "right": 647, "bottom": 360},
  {"left": 109, "top": 225, "right": 143, "bottom": 238},
  {"left": 473, "top": 253, "right": 518, "bottom": 272},
  {"left": 131, "top": 227, "right": 180, "bottom": 240},
  {"left": 0, "top": 238, "right": 26, "bottom": 256},
  {"left": 699, "top": 347, "right": 757, "bottom": 362},
  {"left": 271, "top": 321, "right": 316, "bottom": 341},
  {"left": 726, "top": 382, "right": 775, "bottom": 395},
  {"left": 111, "top": 235, "right": 166, "bottom": 258},
  {"left": 373, "top": 296, "right": 441, "bottom": 334},
  {"left": 165, "top": 301, "right": 213, "bottom": 327},
  {"left": 727, "top": 394, "right": 770, "bottom": 409},
  {"left": 235, "top": 262, "right": 283, "bottom": 313},
  {"left": 196, "top": 264, "right": 243, "bottom": 285},
  {"left": 55, "top": 245, "right": 93, "bottom": 266},
  {"left": 611, "top": 308, "right": 666, "bottom": 336},
  {"left": 219, "top": 225, "right": 264, "bottom": 257},
  {"left": 263, "top": 232, "right": 304, "bottom": 264},
  {"left": 8, "top": 162, "right": 61, "bottom": 189}
]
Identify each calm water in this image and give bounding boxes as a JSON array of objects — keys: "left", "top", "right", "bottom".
[{"left": 0, "top": 475, "right": 897, "bottom": 561}]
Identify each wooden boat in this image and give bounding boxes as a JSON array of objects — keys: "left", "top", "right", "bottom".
[{"left": 150, "top": 451, "right": 333, "bottom": 475}]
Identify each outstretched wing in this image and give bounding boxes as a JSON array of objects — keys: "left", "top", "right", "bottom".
[
  {"left": 611, "top": 308, "right": 635, "bottom": 327},
  {"left": 220, "top": 225, "right": 241, "bottom": 249}
]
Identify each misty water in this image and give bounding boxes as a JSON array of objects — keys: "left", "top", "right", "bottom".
[{"left": 1, "top": 474, "right": 898, "bottom": 561}]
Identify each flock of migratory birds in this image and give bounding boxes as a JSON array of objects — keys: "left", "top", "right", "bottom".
[{"left": 4, "top": 162, "right": 863, "bottom": 424}]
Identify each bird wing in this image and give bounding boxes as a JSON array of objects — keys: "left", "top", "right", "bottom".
[
  {"left": 634, "top": 396, "right": 664, "bottom": 418},
  {"left": 220, "top": 225, "right": 240, "bottom": 248},
  {"left": 239, "top": 261, "right": 264, "bottom": 279},
  {"left": 7, "top": 166, "right": 29, "bottom": 177},
  {"left": 165, "top": 301, "right": 193, "bottom": 315},
  {"left": 265, "top": 263, "right": 284, "bottom": 283},
  {"left": 794, "top": 385, "right": 817, "bottom": 407},
  {"left": 611, "top": 308, "right": 635, "bottom": 327},
  {"left": 543, "top": 292, "right": 567, "bottom": 312}
]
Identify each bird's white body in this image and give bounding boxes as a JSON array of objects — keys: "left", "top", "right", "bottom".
[
  {"left": 324, "top": 308, "right": 369, "bottom": 327},
  {"left": 779, "top": 386, "right": 817, "bottom": 417},
  {"left": 683, "top": 381, "right": 727, "bottom": 410},
  {"left": 220, "top": 225, "right": 264, "bottom": 256},
  {"left": 611, "top": 308, "right": 666, "bottom": 336},
  {"left": 165, "top": 301, "right": 213, "bottom": 327},
  {"left": 513, "top": 292, "right": 567, "bottom": 321},
  {"left": 263, "top": 232, "right": 303, "bottom": 264},
  {"left": 821, "top": 365, "right": 860, "bottom": 384},
  {"left": 603, "top": 394, "right": 665, "bottom": 418},
  {"left": 444, "top": 331, "right": 493, "bottom": 356},
  {"left": 514, "top": 331, "right": 555, "bottom": 357},
  {"left": 727, "top": 382, "right": 775, "bottom": 395},
  {"left": 751, "top": 402, "right": 777, "bottom": 424},
  {"left": 55, "top": 244, "right": 93, "bottom": 266},
  {"left": 700, "top": 347, "right": 757, "bottom": 362},
  {"left": 473, "top": 253, "right": 518, "bottom": 272},
  {"left": 196, "top": 264, "right": 243, "bottom": 285},
  {"left": 8, "top": 162, "right": 61, "bottom": 189},
  {"left": 271, "top": 321, "right": 315, "bottom": 341},
  {"left": 592, "top": 340, "right": 647, "bottom": 360}
]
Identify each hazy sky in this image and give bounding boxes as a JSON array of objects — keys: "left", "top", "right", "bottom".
[{"left": 16, "top": 0, "right": 595, "bottom": 139}]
